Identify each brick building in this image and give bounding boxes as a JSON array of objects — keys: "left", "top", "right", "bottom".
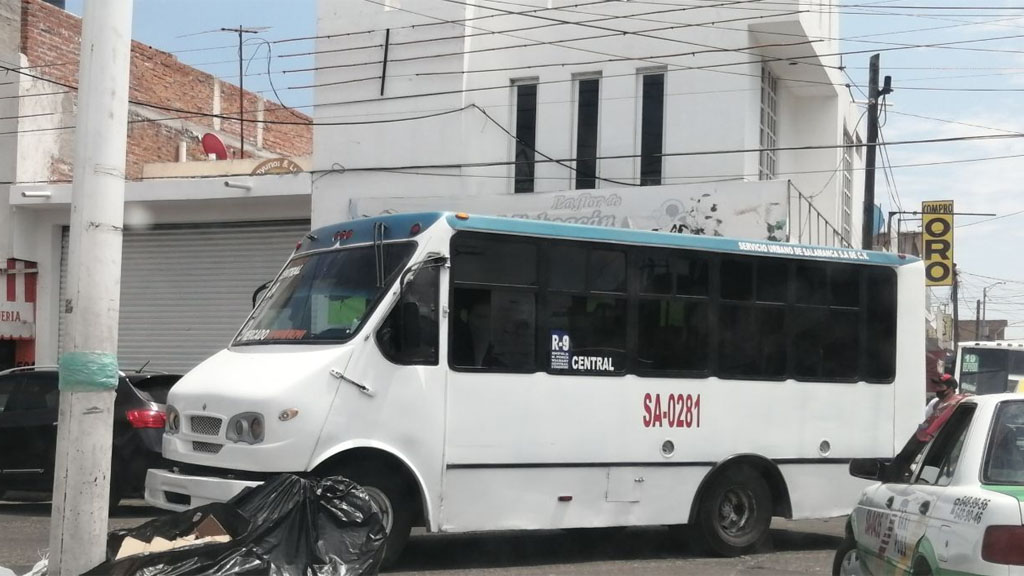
[
  {"left": 9, "top": 0, "right": 310, "bottom": 184},
  {"left": 0, "top": 0, "right": 313, "bottom": 371}
]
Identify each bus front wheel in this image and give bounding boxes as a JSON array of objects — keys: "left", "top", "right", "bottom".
[
  {"left": 331, "top": 465, "right": 415, "bottom": 570},
  {"left": 694, "top": 465, "right": 772, "bottom": 557}
]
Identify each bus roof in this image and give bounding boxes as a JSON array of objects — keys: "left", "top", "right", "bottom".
[
  {"left": 959, "top": 341, "right": 1024, "bottom": 350},
  {"left": 446, "top": 213, "right": 916, "bottom": 266},
  {"left": 304, "top": 212, "right": 917, "bottom": 266}
]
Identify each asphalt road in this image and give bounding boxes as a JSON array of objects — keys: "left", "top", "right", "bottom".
[{"left": 0, "top": 495, "right": 846, "bottom": 575}]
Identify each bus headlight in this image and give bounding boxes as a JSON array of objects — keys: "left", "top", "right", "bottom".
[
  {"left": 226, "top": 412, "right": 264, "bottom": 444},
  {"left": 166, "top": 406, "right": 181, "bottom": 434}
]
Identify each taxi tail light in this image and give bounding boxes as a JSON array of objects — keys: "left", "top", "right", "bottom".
[
  {"left": 982, "top": 525, "right": 1024, "bottom": 565},
  {"left": 126, "top": 408, "right": 167, "bottom": 429}
]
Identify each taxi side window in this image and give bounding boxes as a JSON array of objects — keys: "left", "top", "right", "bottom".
[{"left": 916, "top": 404, "right": 976, "bottom": 486}]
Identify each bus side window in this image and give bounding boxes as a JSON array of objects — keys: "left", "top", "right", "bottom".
[{"left": 376, "top": 265, "right": 439, "bottom": 365}]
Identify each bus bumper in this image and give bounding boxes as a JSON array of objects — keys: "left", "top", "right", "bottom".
[{"left": 145, "top": 468, "right": 261, "bottom": 512}]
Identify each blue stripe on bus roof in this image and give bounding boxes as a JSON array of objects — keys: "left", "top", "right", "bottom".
[
  {"left": 303, "top": 212, "right": 916, "bottom": 266},
  {"left": 445, "top": 213, "right": 918, "bottom": 266}
]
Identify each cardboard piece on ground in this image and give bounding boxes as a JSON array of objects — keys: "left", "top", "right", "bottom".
[
  {"left": 115, "top": 537, "right": 148, "bottom": 560},
  {"left": 114, "top": 513, "right": 233, "bottom": 560},
  {"left": 194, "top": 514, "right": 228, "bottom": 539}
]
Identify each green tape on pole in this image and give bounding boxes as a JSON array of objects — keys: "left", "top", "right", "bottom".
[{"left": 58, "top": 351, "right": 119, "bottom": 392}]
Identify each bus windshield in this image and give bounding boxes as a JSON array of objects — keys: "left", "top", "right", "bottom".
[
  {"left": 960, "top": 347, "right": 1024, "bottom": 395},
  {"left": 234, "top": 242, "right": 416, "bottom": 345}
]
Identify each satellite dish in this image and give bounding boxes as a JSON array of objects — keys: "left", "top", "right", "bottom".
[{"left": 201, "top": 133, "right": 228, "bottom": 160}]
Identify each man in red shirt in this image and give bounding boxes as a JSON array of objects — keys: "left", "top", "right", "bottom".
[{"left": 887, "top": 374, "right": 968, "bottom": 481}]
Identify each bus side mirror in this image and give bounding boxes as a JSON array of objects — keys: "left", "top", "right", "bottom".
[
  {"left": 849, "top": 458, "right": 884, "bottom": 481},
  {"left": 252, "top": 281, "right": 272, "bottom": 309}
]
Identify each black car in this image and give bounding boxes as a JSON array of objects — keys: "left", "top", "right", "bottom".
[{"left": 0, "top": 366, "right": 181, "bottom": 508}]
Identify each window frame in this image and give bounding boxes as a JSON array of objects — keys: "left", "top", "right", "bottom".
[
  {"left": 638, "top": 70, "right": 666, "bottom": 187},
  {"left": 512, "top": 79, "right": 539, "bottom": 194},
  {"left": 573, "top": 73, "right": 602, "bottom": 190},
  {"left": 543, "top": 241, "right": 631, "bottom": 377},
  {"left": 841, "top": 128, "right": 854, "bottom": 243},
  {"left": 446, "top": 232, "right": 899, "bottom": 384},
  {"left": 759, "top": 64, "right": 779, "bottom": 181},
  {"left": 449, "top": 233, "right": 540, "bottom": 373},
  {"left": 375, "top": 263, "right": 441, "bottom": 367}
]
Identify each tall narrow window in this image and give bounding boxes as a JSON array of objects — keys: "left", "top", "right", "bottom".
[
  {"left": 514, "top": 82, "right": 538, "bottom": 193},
  {"left": 841, "top": 128, "right": 854, "bottom": 243},
  {"left": 759, "top": 64, "right": 778, "bottom": 180},
  {"left": 640, "top": 73, "right": 664, "bottom": 186},
  {"left": 575, "top": 77, "right": 600, "bottom": 190}
]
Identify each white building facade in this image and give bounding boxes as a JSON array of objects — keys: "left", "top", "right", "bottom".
[{"left": 311, "top": 0, "right": 865, "bottom": 245}]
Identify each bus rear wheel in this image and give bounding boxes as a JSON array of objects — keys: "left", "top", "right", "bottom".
[
  {"left": 330, "top": 466, "right": 414, "bottom": 570},
  {"left": 694, "top": 466, "right": 772, "bottom": 557}
]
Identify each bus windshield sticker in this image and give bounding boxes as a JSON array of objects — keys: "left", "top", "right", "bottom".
[
  {"left": 551, "top": 330, "right": 571, "bottom": 370},
  {"left": 238, "top": 328, "right": 308, "bottom": 342},
  {"left": 280, "top": 265, "right": 303, "bottom": 280},
  {"left": 737, "top": 241, "right": 870, "bottom": 261}
]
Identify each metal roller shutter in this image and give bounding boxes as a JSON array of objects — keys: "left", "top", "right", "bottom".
[{"left": 59, "top": 220, "right": 310, "bottom": 374}]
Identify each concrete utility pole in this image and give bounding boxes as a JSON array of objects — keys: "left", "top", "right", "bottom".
[
  {"left": 976, "top": 300, "right": 982, "bottom": 343},
  {"left": 982, "top": 281, "right": 1005, "bottom": 340},
  {"left": 48, "top": 2, "right": 133, "bottom": 574},
  {"left": 861, "top": 54, "right": 893, "bottom": 251}
]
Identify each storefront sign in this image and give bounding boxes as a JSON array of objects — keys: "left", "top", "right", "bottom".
[
  {"left": 0, "top": 301, "right": 35, "bottom": 339},
  {"left": 251, "top": 158, "right": 302, "bottom": 176},
  {"left": 922, "top": 200, "right": 954, "bottom": 286}
]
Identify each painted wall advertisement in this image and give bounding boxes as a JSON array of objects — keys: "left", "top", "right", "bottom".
[{"left": 351, "top": 181, "right": 791, "bottom": 242}]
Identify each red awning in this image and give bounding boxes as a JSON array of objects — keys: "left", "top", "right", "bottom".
[{"left": 0, "top": 259, "right": 37, "bottom": 340}]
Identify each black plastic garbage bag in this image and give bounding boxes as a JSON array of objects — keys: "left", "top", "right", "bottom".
[{"left": 85, "top": 474, "right": 386, "bottom": 576}]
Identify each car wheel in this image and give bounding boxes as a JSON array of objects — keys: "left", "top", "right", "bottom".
[
  {"left": 832, "top": 535, "right": 864, "bottom": 576},
  {"left": 333, "top": 466, "right": 414, "bottom": 570},
  {"left": 694, "top": 465, "right": 772, "bottom": 557},
  {"left": 912, "top": 557, "right": 933, "bottom": 576}
]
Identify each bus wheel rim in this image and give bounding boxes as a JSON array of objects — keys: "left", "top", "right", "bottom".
[
  {"left": 718, "top": 488, "right": 755, "bottom": 537},
  {"left": 363, "top": 486, "right": 394, "bottom": 534}
]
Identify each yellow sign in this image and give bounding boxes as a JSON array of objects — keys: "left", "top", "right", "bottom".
[{"left": 922, "top": 200, "right": 954, "bottom": 286}]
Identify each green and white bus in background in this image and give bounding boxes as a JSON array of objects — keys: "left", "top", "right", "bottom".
[{"left": 956, "top": 340, "right": 1024, "bottom": 396}]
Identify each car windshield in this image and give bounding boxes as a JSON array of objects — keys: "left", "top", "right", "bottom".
[
  {"left": 233, "top": 242, "right": 416, "bottom": 345},
  {"left": 983, "top": 400, "right": 1024, "bottom": 485}
]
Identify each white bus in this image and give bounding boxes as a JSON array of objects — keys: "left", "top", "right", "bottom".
[
  {"left": 146, "top": 212, "right": 924, "bottom": 565},
  {"left": 955, "top": 340, "right": 1024, "bottom": 395}
]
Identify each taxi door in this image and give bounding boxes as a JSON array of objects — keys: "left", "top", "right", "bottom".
[{"left": 902, "top": 404, "right": 977, "bottom": 573}]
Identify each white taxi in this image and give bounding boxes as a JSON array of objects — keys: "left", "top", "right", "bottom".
[{"left": 834, "top": 394, "right": 1024, "bottom": 576}]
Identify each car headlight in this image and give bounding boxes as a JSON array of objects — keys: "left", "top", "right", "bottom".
[
  {"left": 226, "top": 412, "right": 264, "bottom": 444},
  {"left": 166, "top": 406, "right": 181, "bottom": 434}
]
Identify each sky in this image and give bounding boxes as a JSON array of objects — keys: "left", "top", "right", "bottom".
[{"left": 62, "top": 0, "right": 1024, "bottom": 339}]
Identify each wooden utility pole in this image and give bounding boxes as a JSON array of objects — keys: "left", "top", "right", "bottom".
[
  {"left": 952, "top": 264, "right": 960, "bottom": 350},
  {"left": 862, "top": 54, "right": 892, "bottom": 250},
  {"left": 47, "top": 2, "right": 133, "bottom": 574},
  {"left": 221, "top": 25, "right": 261, "bottom": 158}
]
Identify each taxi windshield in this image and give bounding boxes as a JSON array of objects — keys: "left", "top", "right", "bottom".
[
  {"left": 984, "top": 400, "right": 1024, "bottom": 485},
  {"left": 233, "top": 242, "right": 416, "bottom": 345}
]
